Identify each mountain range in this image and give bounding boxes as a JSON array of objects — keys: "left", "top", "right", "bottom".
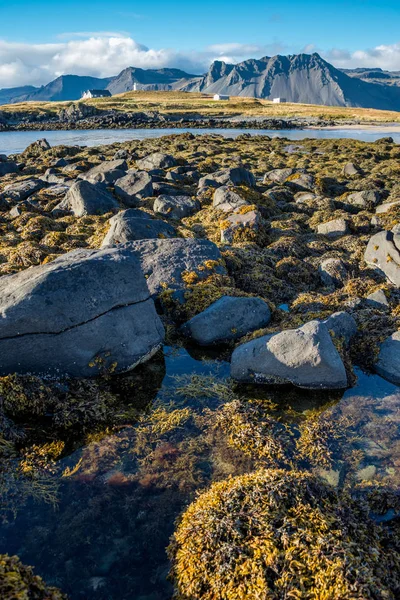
[{"left": 3, "top": 53, "right": 400, "bottom": 111}]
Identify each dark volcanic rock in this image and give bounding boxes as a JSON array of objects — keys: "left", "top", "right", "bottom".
[{"left": 0, "top": 246, "right": 164, "bottom": 376}]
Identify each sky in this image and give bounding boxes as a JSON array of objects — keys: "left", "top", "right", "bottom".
[{"left": 0, "top": 0, "right": 400, "bottom": 88}]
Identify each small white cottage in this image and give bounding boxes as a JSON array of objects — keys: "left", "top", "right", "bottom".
[
  {"left": 213, "top": 94, "right": 230, "bottom": 101},
  {"left": 81, "top": 89, "right": 112, "bottom": 100},
  {"left": 272, "top": 97, "right": 287, "bottom": 104}
]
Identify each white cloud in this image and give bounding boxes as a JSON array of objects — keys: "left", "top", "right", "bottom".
[
  {"left": 324, "top": 43, "right": 400, "bottom": 71},
  {"left": 1, "top": 35, "right": 400, "bottom": 90}
]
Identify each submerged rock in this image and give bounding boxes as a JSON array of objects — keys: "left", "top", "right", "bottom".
[
  {"left": 181, "top": 296, "right": 271, "bottom": 345},
  {"left": 0, "top": 246, "right": 164, "bottom": 376},
  {"left": 231, "top": 320, "right": 348, "bottom": 389},
  {"left": 101, "top": 209, "right": 176, "bottom": 246}
]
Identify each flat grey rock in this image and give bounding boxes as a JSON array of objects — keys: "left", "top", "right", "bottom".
[
  {"left": 123, "top": 238, "right": 226, "bottom": 297},
  {"left": 376, "top": 200, "right": 400, "bottom": 214},
  {"left": 213, "top": 186, "right": 250, "bottom": 212},
  {"left": 343, "top": 162, "right": 362, "bottom": 177},
  {"left": 264, "top": 168, "right": 295, "bottom": 184},
  {"left": 346, "top": 190, "right": 380, "bottom": 209},
  {"left": 181, "top": 296, "right": 271, "bottom": 345},
  {"left": 364, "top": 229, "right": 400, "bottom": 287},
  {"left": 81, "top": 159, "right": 128, "bottom": 183},
  {"left": 56, "top": 180, "right": 119, "bottom": 217},
  {"left": 153, "top": 195, "right": 200, "bottom": 220},
  {"left": 136, "top": 152, "right": 176, "bottom": 170},
  {"left": 0, "top": 246, "right": 164, "bottom": 376},
  {"left": 375, "top": 331, "right": 400, "bottom": 385},
  {"left": 317, "top": 218, "right": 349, "bottom": 239},
  {"left": 101, "top": 209, "right": 176, "bottom": 246},
  {"left": 231, "top": 320, "right": 348, "bottom": 389},
  {"left": 198, "top": 167, "right": 255, "bottom": 189},
  {"left": 114, "top": 170, "right": 153, "bottom": 206}
]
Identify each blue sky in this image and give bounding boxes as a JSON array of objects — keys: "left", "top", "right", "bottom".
[{"left": 0, "top": 0, "right": 399, "bottom": 87}]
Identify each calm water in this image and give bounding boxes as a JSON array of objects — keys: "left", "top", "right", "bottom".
[
  {"left": 0, "top": 343, "right": 399, "bottom": 600},
  {"left": 1, "top": 126, "right": 400, "bottom": 155}
]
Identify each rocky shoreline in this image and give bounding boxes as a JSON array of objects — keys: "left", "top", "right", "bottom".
[
  {"left": 0, "top": 131, "right": 399, "bottom": 599},
  {"left": 0, "top": 102, "right": 371, "bottom": 132}
]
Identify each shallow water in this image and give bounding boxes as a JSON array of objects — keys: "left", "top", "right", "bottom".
[
  {"left": 1, "top": 126, "right": 400, "bottom": 155},
  {"left": 0, "top": 345, "right": 399, "bottom": 600}
]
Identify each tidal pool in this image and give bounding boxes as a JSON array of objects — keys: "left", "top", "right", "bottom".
[{"left": 0, "top": 345, "right": 399, "bottom": 600}]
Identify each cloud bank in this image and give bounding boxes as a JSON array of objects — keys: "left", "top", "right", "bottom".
[{"left": 0, "top": 35, "right": 399, "bottom": 89}]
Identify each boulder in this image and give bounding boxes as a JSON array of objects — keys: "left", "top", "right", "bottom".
[
  {"left": 41, "top": 168, "right": 70, "bottom": 185},
  {"left": 317, "top": 218, "right": 349, "bottom": 239},
  {"left": 319, "top": 258, "right": 348, "bottom": 288},
  {"left": 0, "top": 161, "right": 19, "bottom": 177},
  {"left": 366, "top": 289, "right": 389, "bottom": 310},
  {"left": 81, "top": 159, "right": 128, "bottom": 183},
  {"left": 323, "top": 311, "right": 357, "bottom": 345},
  {"left": 114, "top": 170, "right": 153, "bottom": 206},
  {"left": 364, "top": 229, "right": 400, "bottom": 287},
  {"left": 345, "top": 190, "right": 380, "bottom": 209},
  {"left": 153, "top": 195, "right": 200, "bottom": 220},
  {"left": 55, "top": 180, "right": 119, "bottom": 217},
  {"left": 375, "top": 331, "right": 400, "bottom": 385},
  {"left": 264, "top": 168, "right": 295, "bottom": 184},
  {"left": 220, "top": 209, "right": 263, "bottom": 244},
  {"left": 0, "top": 246, "right": 164, "bottom": 377},
  {"left": 136, "top": 152, "right": 176, "bottom": 170},
  {"left": 1, "top": 179, "right": 46, "bottom": 202},
  {"left": 213, "top": 186, "right": 250, "bottom": 212},
  {"left": 285, "top": 173, "right": 315, "bottom": 192},
  {"left": 101, "top": 209, "right": 176, "bottom": 246},
  {"left": 181, "top": 296, "right": 271, "bottom": 345},
  {"left": 199, "top": 167, "right": 255, "bottom": 189},
  {"left": 343, "top": 162, "right": 362, "bottom": 177},
  {"left": 122, "top": 238, "right": 226, "bottom": 297},
  {"left": 231, "top": 320, "right": 348, "bottom": 389}
]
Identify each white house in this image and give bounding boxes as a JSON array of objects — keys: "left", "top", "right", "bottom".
[
  {"left": 213, "top": 94, "right": 230, "bottom": 101},
  {"left": 272, "top": 97, "right": 287, "bottom": 104},
  {"left": 81, "top": 89, "right": 112, "bottom": 100}
]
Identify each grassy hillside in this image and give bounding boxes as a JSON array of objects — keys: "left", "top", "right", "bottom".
[{"left": 2, "top": 90, "right": 400, "bottom": 122}]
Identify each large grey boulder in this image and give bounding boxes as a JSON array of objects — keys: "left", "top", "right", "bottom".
[
  {"left": 375, "top": 331, "right": 400, "bottom": 385},
  {"left": 364, "top": 229, "right": 400, "bottom": 287},
  {"left": 0, "top": 246, "right": 164, "bottom": 377},
  {"left": 231, "top": 320, "right": 348, "bottom": 389},
  {"left": 153, "top": 195, "right": 200, "bottom": 220},
  {"left": 123, "top": 238, "right": 226, "bottom": 297},
  {"left": 114, "top": 170, "right": 153, "bottom": 206},
  {"left": 55, "top": 180, "right": 119, "bottom": 217},
  {"left": 81, "top": 159, "right": 128, "bottom": 184},
  {"left": 101, "top": 209, "right": 176, "bottom": 246},
  {"left": 0, "top": 161, "right": 19, "bottom": 177},
  {"left": 181, "top": 296, "right": 271, "bottom": 345},
  {"left": 1, "top": 179, "right": 46, "bottom": 202},
  {"left": 198, "top": 167, "right": 255, "bottom": 189},
  {"left": 136, "top": 152, "right": 176, "bottom": 170},
  {"left": 213, "top": 186, "right": 250, "bottom": 212}
]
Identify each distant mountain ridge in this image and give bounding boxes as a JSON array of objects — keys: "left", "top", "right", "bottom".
[{"left": 2, "top": 53, "right": 400, "bottom": 111}]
